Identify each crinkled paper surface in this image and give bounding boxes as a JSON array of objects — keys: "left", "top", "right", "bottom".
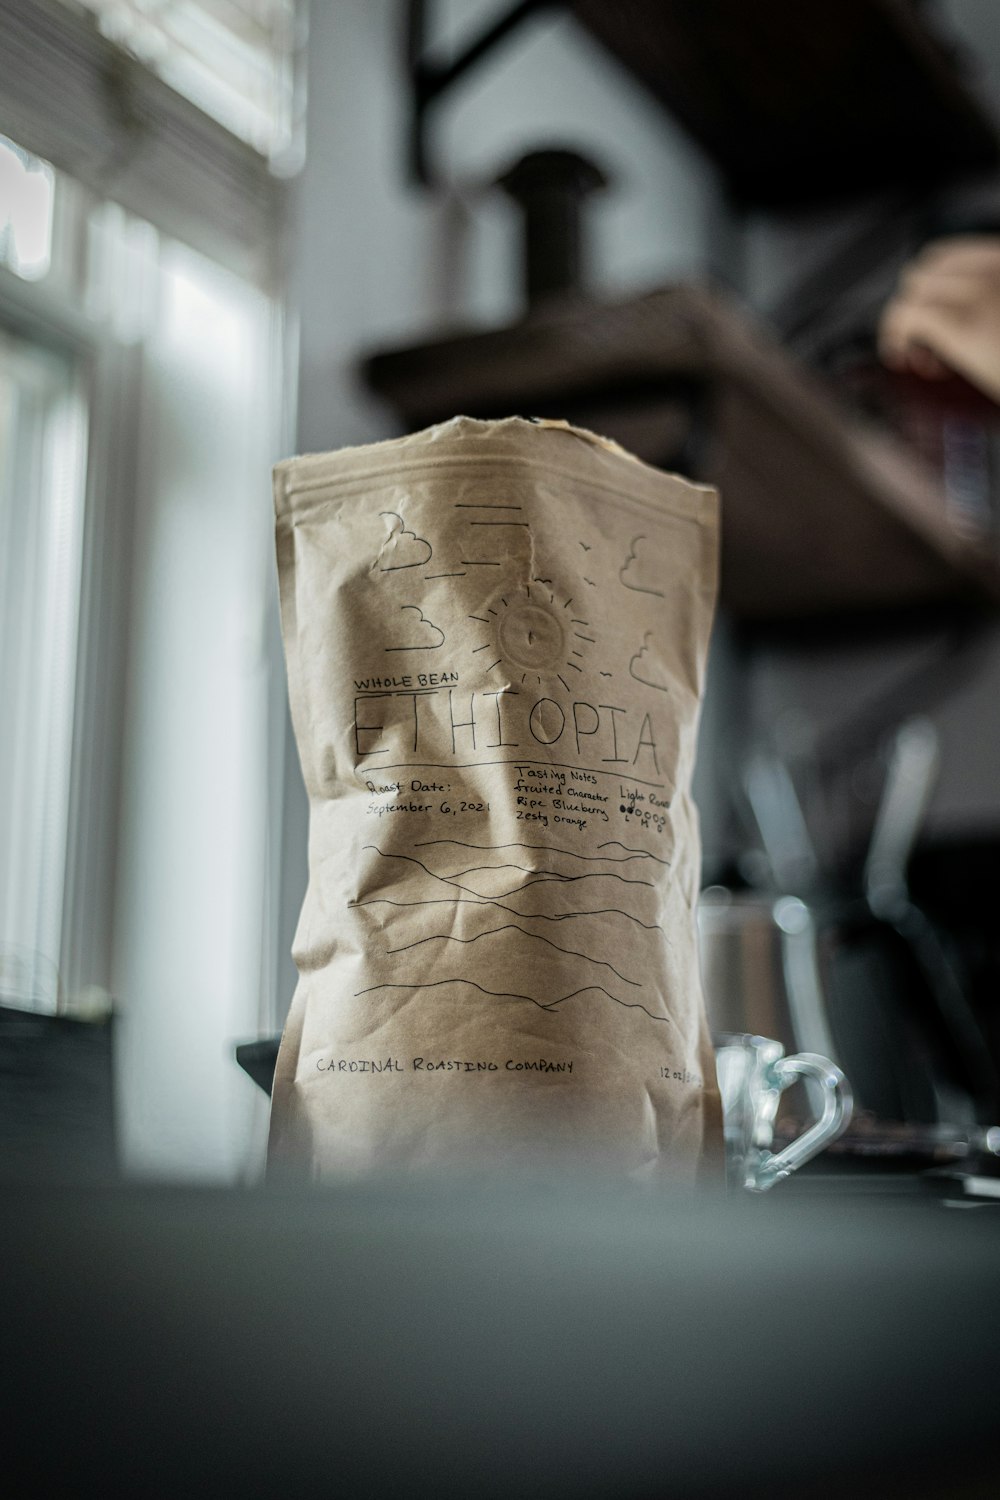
[{"left": 269, "top": 417, "right": 721, "bottom": 1182}]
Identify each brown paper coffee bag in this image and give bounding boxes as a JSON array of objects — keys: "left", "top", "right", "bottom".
[{"left": 269, "top": 416, "right": 720, "bottom": 1181}]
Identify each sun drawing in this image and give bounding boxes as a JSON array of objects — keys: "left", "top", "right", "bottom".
[{"left": 468, "top": 578, "right": 597, "bottom": 692}]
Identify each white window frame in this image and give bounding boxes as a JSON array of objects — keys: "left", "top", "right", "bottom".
[
  {"left": 1, "top": 0, "right": 297, "bottom": 1029},
  {"left": 0, "top": 0, "right": 287, "bottom": 292},
  {"left": 0, "top": 256, "right": 141, "bottom": 1008}
]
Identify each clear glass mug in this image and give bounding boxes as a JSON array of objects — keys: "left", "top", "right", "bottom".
[{"left": 715, "top": 1033, "right": 853, "bottom": 1192}]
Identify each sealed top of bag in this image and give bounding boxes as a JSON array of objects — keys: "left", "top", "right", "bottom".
[{"left": 273, "top": 416, "right": 717, "bottom": 523}]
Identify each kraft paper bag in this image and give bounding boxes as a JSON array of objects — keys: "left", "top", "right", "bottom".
[{"left": 269, "top": 416, "right": 721, "bottom": 1182}]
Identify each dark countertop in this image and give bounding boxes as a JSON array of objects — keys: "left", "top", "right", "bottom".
[{"left": 2, "top": 1175, "right": 998, "bottom": 1499}]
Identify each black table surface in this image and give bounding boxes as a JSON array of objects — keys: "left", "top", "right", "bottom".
[{"left": 2, "top": 1174, "right": 998, "bottom": 1499}]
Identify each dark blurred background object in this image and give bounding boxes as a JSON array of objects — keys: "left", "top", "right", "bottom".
[
  {"left": 565, "top": 0, "right": 999, "bottom": 205},
  {"left": 495, "top": 145, "right": 608, "bottom": 306},
  {"left": 407, "top": 0, "right": 1000, "bottom": 203},
  {"left": 0, "top": 1004, "right": 116, "bottom": 1185},
  {"left": 363, "top": 281, "right": 1000, "bottom": 621}
]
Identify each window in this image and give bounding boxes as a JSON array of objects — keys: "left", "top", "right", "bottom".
[
  {"left": 68, "top": 0, "right": 302, "bottom": 164},
  {"left": 1, "top": 0, "right": 296, "bottom": 1175},
  {"left": 0, "top": 134, "right": 55, "bottom": 281},
  {"left": 0, "top": 135, "right": 149, "bottom": 1017},
  {"left": 1, "top": 0, "right": 297, "bottom": 286}
]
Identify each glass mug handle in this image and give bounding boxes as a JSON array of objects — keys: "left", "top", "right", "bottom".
[{"left": 750, "top": 1052, "right": 853, "bottom": 1192}]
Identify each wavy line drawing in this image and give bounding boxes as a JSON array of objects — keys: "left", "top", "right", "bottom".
[
  {"left": 416, "top": 838, "right": 657, "bottom": 866},
  {"left": 556, "top": 991, "right": 673, "bottom": 1026},
  {"left": 356, "top": 977, "right": 558, "bottom": 1013},
  {"left": 353, "top": 977, "right": 671, "bottom": 1025},
  {"left": 619, "top": 535, "right": 664, "bottom": 598},
  {"left": 349, "top": 895, "right": 664, "bottom": 932},
  {"left": 373, "top": 511, "right": 432, "bottom": 572},
  {"left": 504, "top": 870, "right": 655, "bottom": 896},
  {"left": 598, "top": 840, "right": 670, "bottom": 865},
  {"left": 629, "top": 631, "right": 671, "bottom": 692},
  {"left": 361, "top": 845, "right": 654, "bottom": 900},
  {"left": 385, "top": 605, "right": 445, "bottom": 653},
  {"left": 442, "top": 861, "right": 571, "bottom": 881},
  {"left": 385, "top": 924, "right": 641, "bottom": 987},
  {"left": 492, "top": 871, "right": 650, "bottom": 898}
]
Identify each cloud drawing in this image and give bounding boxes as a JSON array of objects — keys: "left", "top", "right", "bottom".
[
  {"left": 629, "top": 632, "right": 671, "bottom": 693},
  {"left": 619, "top": 535, "right": 664, "bottom": 598},
  {"left": 373, "top": 511, "right": 432, "bottom": 571},
  {"left": 385, "top": 605, "right": 445, "bottom": 652}
]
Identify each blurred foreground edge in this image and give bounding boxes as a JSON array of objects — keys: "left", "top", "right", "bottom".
[{"left": 1, "top": 1176, "right": 998, "bottom": 1499}]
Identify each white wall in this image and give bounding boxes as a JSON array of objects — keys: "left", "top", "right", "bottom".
[
  {"left": 278, "top": 0, "right": 737, "bottom": 999},
  {"left": 113, "top": 241, "right": 279, "bottom": 1180}
]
